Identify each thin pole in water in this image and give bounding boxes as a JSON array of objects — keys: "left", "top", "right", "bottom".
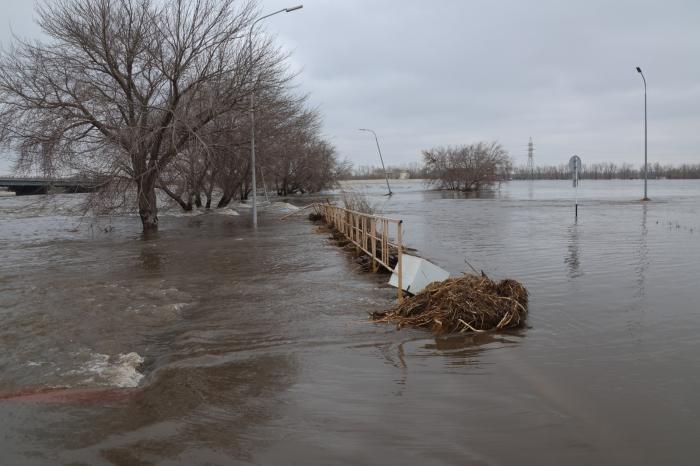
[
  {"left": 636, "top": 66, "right": 649, "bottom": 201},
  {"left": 359, "top": 128, "right": 393, "bottom": 196},
  {"left": 575, "top": 169, "right": 578, "bottom": 220},
  {"left": 248, "top": 5, "right": 304, "bottom": 228},
  {"left": 569, "top": 155, "right": 581, "bottom": 221},
  {"left": 397, "top": 220, "right": 403, "bottom": 303}
]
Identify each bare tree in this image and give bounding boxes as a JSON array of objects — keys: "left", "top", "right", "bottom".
[
  {"left": 211, "top": 88, "right": 341, "bottom": 202},
  {"left": 253, "top": 95, "right": 340, "bottom": 196},
  {"left": 0, "top": 0, "right": 291, "bottom": 232},
  {"left": 423, "top": 142, "right": 511, "bottom": 191},
  {"left": 157, "top": 86, "right": 342, "bottom": 210}
]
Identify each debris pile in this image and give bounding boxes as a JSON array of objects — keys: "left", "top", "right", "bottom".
[
  {"left": 372, "top": 274, "right": 528, "bottom": 334},
  {"left": 308, "top": 212, "right": 324, "bottom": 222}
]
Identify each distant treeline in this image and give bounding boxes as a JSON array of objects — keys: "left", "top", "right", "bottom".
[
  {"left": 512, "top": 163, "right": 700, "bottom": 180},
  {"left": 345, "top": 162, "right": 428, "bottom": 180},
  {"left": 343, "top": 158, "right": 700, "bottom": 183}
]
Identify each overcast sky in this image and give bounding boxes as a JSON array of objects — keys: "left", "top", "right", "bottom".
[{"left": 2, "top": 0, "right": 700, "bottom": 173}]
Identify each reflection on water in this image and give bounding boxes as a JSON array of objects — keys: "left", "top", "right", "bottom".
[
  {"left": 1, "top": 180, "right": 700, "bottom": 465},
  {"left": 424, "top": 331, "right": 523, "bottom": 365},
  {"left": 635, "top": 203, "right": 649, "bottom": 298},
  {"left": 565, "top": 223, "right": 583, "bottom": 279},
  {"left": 139, "top": 240, "right": 164, "bottom": 273},
  {"left": 438, "top": 188, "right": 498, "bottom": 200}
]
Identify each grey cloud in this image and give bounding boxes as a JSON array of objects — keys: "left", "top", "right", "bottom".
[
  {"left": 267, "top": 0, "right": 700, "bottom": 167},
  {"left": 2, "top": 0, "right": 699, "bottom": 173}
]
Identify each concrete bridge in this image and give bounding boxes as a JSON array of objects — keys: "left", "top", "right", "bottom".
[{"left": 0, "top": 176, "right": 101, "bottom": 195}]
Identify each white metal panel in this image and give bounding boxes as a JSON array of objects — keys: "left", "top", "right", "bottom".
[{"left": 389, "top": 254, "right": 450, "bottom": 295}]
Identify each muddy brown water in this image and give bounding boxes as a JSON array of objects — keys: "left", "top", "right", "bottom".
[{"left": 1, "top": 180, "right": 699, "bottom": 465}]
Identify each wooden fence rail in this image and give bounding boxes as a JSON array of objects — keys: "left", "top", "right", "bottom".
[{"left": 313, "top": 203, "right": 404, "bottom": 302}]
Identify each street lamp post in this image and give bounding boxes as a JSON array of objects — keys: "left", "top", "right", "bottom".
[
  {"left": 248, "top": 5, "right": 303, "bottom": 228},
  {"left": 636, "top": 66, "right": 649, "bottom": 201},
  {"left": 358, "top": 128, "right": 393, "bottom": 196}
]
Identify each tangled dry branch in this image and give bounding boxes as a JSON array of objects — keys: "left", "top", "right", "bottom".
[{"left": 372, "top": 274, "right": 528, "bottom": 334}]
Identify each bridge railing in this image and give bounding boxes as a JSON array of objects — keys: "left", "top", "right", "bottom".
[{"left": 312, "top": 203, "right": 404, "bottom": 302}]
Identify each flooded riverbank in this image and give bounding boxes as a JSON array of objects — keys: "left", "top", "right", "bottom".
[{"left": 1, "top": 180, "right": 699, "bottom": 465}]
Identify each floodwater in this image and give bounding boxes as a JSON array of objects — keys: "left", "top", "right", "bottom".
[{"left": 0, "top": 180, "right": 698, "bottom": 465}]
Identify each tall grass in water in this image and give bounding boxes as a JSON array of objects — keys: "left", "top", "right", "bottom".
[{"left": 341, "top": 191, "right": 375, "bottom": 215}]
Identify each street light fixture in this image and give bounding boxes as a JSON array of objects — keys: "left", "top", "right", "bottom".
[
  {"left": 248, "top": 5, "right": 303, "bottom": 228},
  {"left": 358, "top": 128, "right": 393, "bottom": 196},
  {"left": 636, "top": 66, "right": 649, "bottom": 201}
]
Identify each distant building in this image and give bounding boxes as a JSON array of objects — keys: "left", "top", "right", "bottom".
[{"left": 386, "top": 169, "right": 410, "bottom": 180}]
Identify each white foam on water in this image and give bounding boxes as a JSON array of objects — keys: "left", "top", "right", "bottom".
[
  {"left": 124, "top": 305, "right": 142, "bottom": 314},
  {"left": 230, "top": 201, "right": 252, "bottom": 210},
  {"left": 160, "top": 208, "right": 209, "bottom": 218},
  {"left": 156, "top": 302, "right": 189, "bottom": 315},
  {"left": 215, "top": 208, "right": 240, "bottom": 216},
  {"left": 271, "top": 202, "right": 300, "bottom": 212},
  {"left": 72, "top": 352, "right": 145, "bottom": 388},
  {"left": 125, "top": 302, "right": 187, "bottom": 317}
]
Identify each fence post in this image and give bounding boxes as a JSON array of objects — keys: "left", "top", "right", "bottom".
[
  {"left": 362, "top": 217, "right": 367, "bottom": 251},
  {"left": 354, "top": 213, "right": 360, "bottom": 255},
  {"left": 397, "top": 220, "right": 403, "bottom": 303},
  {"left": 370, "top": 219, "right": 377, "bottom": 272},
  {"left": 315, "top": 206, "right": 404, "bottom": 295},
  {"left": 382, "top": 219, "right": 388, "bottom": 266}
]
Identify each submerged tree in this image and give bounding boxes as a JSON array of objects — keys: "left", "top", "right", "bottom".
[
  {"left": 156, "top": 87, "right": 344, "bottom": 209},
  {"left": 0, "top": 0, "right": 293, "bottom": 232},
  {"left": 253, "top": 94, "right": 339, "bottom": 196},
  {"left": 423, "top": 142, "right": 511, "bottom": 191}
]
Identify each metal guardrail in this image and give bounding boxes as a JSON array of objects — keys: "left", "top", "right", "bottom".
[{"left": 313, "top": 203, "right": 404, "bottom": 302}]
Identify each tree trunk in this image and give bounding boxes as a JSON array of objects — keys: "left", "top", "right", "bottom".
[
  {"left": 159, "top": 183, "right": 191, "bottom": 211},
  {"left": 138, "top": 176, "right": 159, "bottom": 232},
  {"left": 217, "top": 179, "right": 242, "bottom": 208},
  {"left": 205, "top": 182, "right": 213, "bottom": 209},
  {"left": 217, "top": 193, "right": 232, "bottom": 208},
  {"left": 217, "top": 184, "right": 235, "bottom": 208}
]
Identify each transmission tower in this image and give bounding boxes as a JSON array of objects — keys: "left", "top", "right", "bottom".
[{"left": 526, "top": 137, "right": 534, "bottom": 179}]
